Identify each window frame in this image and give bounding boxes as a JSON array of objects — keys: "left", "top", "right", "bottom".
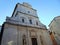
[
  {"left": 29, "top": 19, "right": 32, "bottom": 24},
  {"left": 36, "top": 21, "right": 38, "bottom": 25},
  {"left": 22, "top": 18, "right": 25, "bottom": 23}
]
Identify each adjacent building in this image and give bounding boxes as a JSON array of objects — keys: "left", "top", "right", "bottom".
[
  {"left": 0, "top": 26, "right": 1, "bottom": 32},
  {"left": 1, "top": 2, "right": 52, "bottom": 45},
  {"left": 0, "top": 26, "right": 1, "bottom": 34},
  {"left": 49, "top": 16, "right": 60, "bottom": 45}
]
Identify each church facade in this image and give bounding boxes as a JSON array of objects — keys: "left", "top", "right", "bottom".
[{"left": 1, "top": 2, "right": 53, "bottom": 45}]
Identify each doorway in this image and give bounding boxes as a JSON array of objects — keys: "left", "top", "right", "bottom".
[{"left": 31, "top": 38, "right": 38, "bottom": 45}]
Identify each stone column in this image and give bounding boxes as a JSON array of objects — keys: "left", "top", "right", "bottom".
[
  {"left": 27, "top": 30, "right": 32, "bottom": 45},
  {"left": 37, "top": 32, "right": 41, "bottom": 45}
]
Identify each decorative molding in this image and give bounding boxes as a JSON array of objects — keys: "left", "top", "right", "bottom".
[{"left": 4, "top": 22, "right": 47, "bottom": 30}]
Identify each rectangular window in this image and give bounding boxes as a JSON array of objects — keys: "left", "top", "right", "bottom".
[
  {"left": 36, "top": 22, "right": 38, "bottom": 25},
  {"left": 29, "top": 19, "right": 32, "bottom": 24},
  {"left": 22, "top": 19, "right": 24, "bottom": 23}
]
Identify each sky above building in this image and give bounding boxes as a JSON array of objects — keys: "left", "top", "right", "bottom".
[{"left": 0, "top": 0, "right": 60, "bottom": 28}]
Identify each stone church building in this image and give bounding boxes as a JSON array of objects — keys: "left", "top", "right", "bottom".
[{"left": 1, "top": 2, "right": 53, "bottom": 45}]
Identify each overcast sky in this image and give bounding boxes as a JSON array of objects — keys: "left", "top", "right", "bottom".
[{"left": 0, "top": 0, "right": 60, "bottom": 28}]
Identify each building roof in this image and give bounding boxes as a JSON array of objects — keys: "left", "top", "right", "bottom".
[
  {"left": 11, "top": 2, "right": 37, "bottom": 17},
  {"left": 49, "top": 16, "right": 60, "bottom": 27}
]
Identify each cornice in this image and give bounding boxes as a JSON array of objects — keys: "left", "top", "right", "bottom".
[
  {"left": 4, "top": 22, "right": 47, "bottom": 30},
  {"left": 17, "top": 11, "right": 38, "bottom": 18}
]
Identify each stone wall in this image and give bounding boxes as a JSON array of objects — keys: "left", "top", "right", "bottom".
[{"left": 1, "top": 23, "right": 53, "bottom": 45}]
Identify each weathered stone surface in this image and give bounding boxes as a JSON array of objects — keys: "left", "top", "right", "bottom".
[{"left": 1, "top": 2, "right": 53, "bottom": 45}]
